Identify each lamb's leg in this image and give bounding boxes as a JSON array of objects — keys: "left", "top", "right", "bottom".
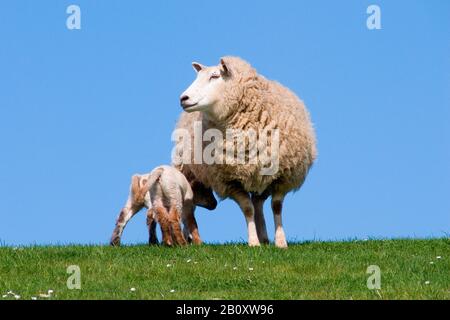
[
  {"left": 182, "top": 200, "right": 202, "bottom": 245},
  {"left": 169, "top": 206, "right": 187, "bottom": 246},
  {"left": 272, "top": 193, "right": 288, "bottom": 248},
  {"left": 230, "top": 187, "right": 260, "bottom": 247},
  {"left": 183, "top": 224, "right": 192, "bottom": 243},
  {"left": 146, "top": 208, "right": 159, "bottom": 245},
  {"left": 110, "top": 206, "right": 140, "bottom": 246},
  {"left": 155, "top": 206, "right": 173, "bottom": 246},
  {"left": 251, "top": 193, "right": 270, "bottom": 244},
  {"left": 185, "top": 215, "right": 201, "bottom": 245}
]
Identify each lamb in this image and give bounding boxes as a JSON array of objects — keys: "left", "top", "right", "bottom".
[
  {"left": 174, "top": 56, "right": 317, "bottom": 248},
  {"left": 110, "top": 165, "right": 217, "bottom": 246}
]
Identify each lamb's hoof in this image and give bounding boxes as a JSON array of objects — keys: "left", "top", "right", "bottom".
[
  {"left": 110, "top": 240, "right": 120, "bottom": 247},
  {"left": 175, "top": 239, "right": 188, "bottom": 246},
  {"left": 191, "top": 237, "right": 203, "bottom": 245},
  {"left": 110, "top": 235, "right": 121, "bottom": 246}
]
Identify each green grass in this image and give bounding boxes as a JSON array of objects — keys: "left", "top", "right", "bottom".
[{"left": 0, "top": 239, "right": 448, "bottom": 300}]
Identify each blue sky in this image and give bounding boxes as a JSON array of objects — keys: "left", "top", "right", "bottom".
[{"left": 0, "top": 1, "right": 448, "bottom": 245}]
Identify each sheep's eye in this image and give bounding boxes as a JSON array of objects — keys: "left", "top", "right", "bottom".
[{"left": 210, "top": 73, "right": 220, "bottom": 80}]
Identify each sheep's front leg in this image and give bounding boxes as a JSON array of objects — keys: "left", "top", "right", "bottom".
[
  {"left": 110, "top": 206, "right": 140, "bottom": 246},
  {"left": 146, "top": 208, "right": 159, "bottom": 245},
  {"left": 251, "top": 193, "right": 270, "bottom": 244},
  {"left": 272, "top": 193, "right": 288, "bottom": 248},
  {"left": 230, "top": 188, "right": 260, "bottom": 247}
]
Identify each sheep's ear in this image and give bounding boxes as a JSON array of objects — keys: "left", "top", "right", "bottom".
[
  {"left": 192, "top": 62, "right": 204, "bottom": 73},
  {"left": 220, "top": 58, "right": 231, "bottom": 77}
]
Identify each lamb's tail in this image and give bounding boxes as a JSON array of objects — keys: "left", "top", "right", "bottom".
[
  {"left": 131, "top": 168, "right": 164, "bottom": 204},
  {"left": 131, "top": 175, "right": 145, "bottom": 204}
]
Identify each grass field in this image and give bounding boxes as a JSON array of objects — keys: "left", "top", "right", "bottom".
[{"left": 0, "top": 239, "right": 448, "bottom": 300}]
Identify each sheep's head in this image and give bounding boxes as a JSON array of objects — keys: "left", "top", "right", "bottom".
[{"left": 180, "top": 57, "right": 252, "bottom": 121}]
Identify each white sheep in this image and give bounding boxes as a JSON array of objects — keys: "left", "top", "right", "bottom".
[
  {"left": 175, "top": 56, "right": 317, "bottom": 248},
  {"left": 110, "top": 165, "right": 217, "bottom": 246}
]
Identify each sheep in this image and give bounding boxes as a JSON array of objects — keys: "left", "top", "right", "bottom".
[
  {"left": 110, "top": 165, "right": 217, "bottom": 246},
  {"left": 174, "top": 56, "right": 317, "bottom": 248}
]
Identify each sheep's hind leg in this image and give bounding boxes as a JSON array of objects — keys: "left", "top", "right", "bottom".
[
  {"left": 169, "top": 206, "right": 187, "bottom": 246},
  {"left": 155, "top": 206, "right": 173, "bottom": 246},
  {"left": 146, "top": 208, "right": 159, "bottom": 245},
  {"left": 251, "top": 192, "right": 270, "bottom": 244},
  {"left": 230, "top": 186, "right": 260, "bottom": 247},
  {"left": 272, "top": 193, "right": 288, "bottom": 248}
]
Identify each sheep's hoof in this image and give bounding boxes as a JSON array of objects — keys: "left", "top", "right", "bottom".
[
  {"left": 275, "top": 238, "right": 288, "bottom": 249},
  {"left": 110, "top": 240, "right": 121, "bottom": 247},
  {"left": 191, "top": 237, "right": 203, "bottom": 245},
  {"left": 163, "top": 241, "right": 173, "bottom": 247},
  {"left": 110, "top": 235, "right": 121, "bottom": 246},
  {"left": 248, "top": 239, "right": 261, "bottom": 247}
]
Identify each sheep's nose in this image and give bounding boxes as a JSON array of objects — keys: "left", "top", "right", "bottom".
[{"left": 180, "top": 95, "right": 190, "bottom": 105}]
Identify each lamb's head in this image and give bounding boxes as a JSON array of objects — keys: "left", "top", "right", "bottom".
[{"left": 180, "top": 56, "right": 256, "bottom": 121}]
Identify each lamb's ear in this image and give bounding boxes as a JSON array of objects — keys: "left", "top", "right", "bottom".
[
  {"left": 220, "top": 58, "right": 231, "bottom": 77},
  {"left": 192, "top": 62, "right": 205, "bottom": 73}
]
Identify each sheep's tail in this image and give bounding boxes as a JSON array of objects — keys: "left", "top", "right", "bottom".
[
  {"left": 131, "top": 175, "right": 145, "bottom": 204},
  {"left": 131, "top": 168, "right": 164, "bottom": 204}
]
